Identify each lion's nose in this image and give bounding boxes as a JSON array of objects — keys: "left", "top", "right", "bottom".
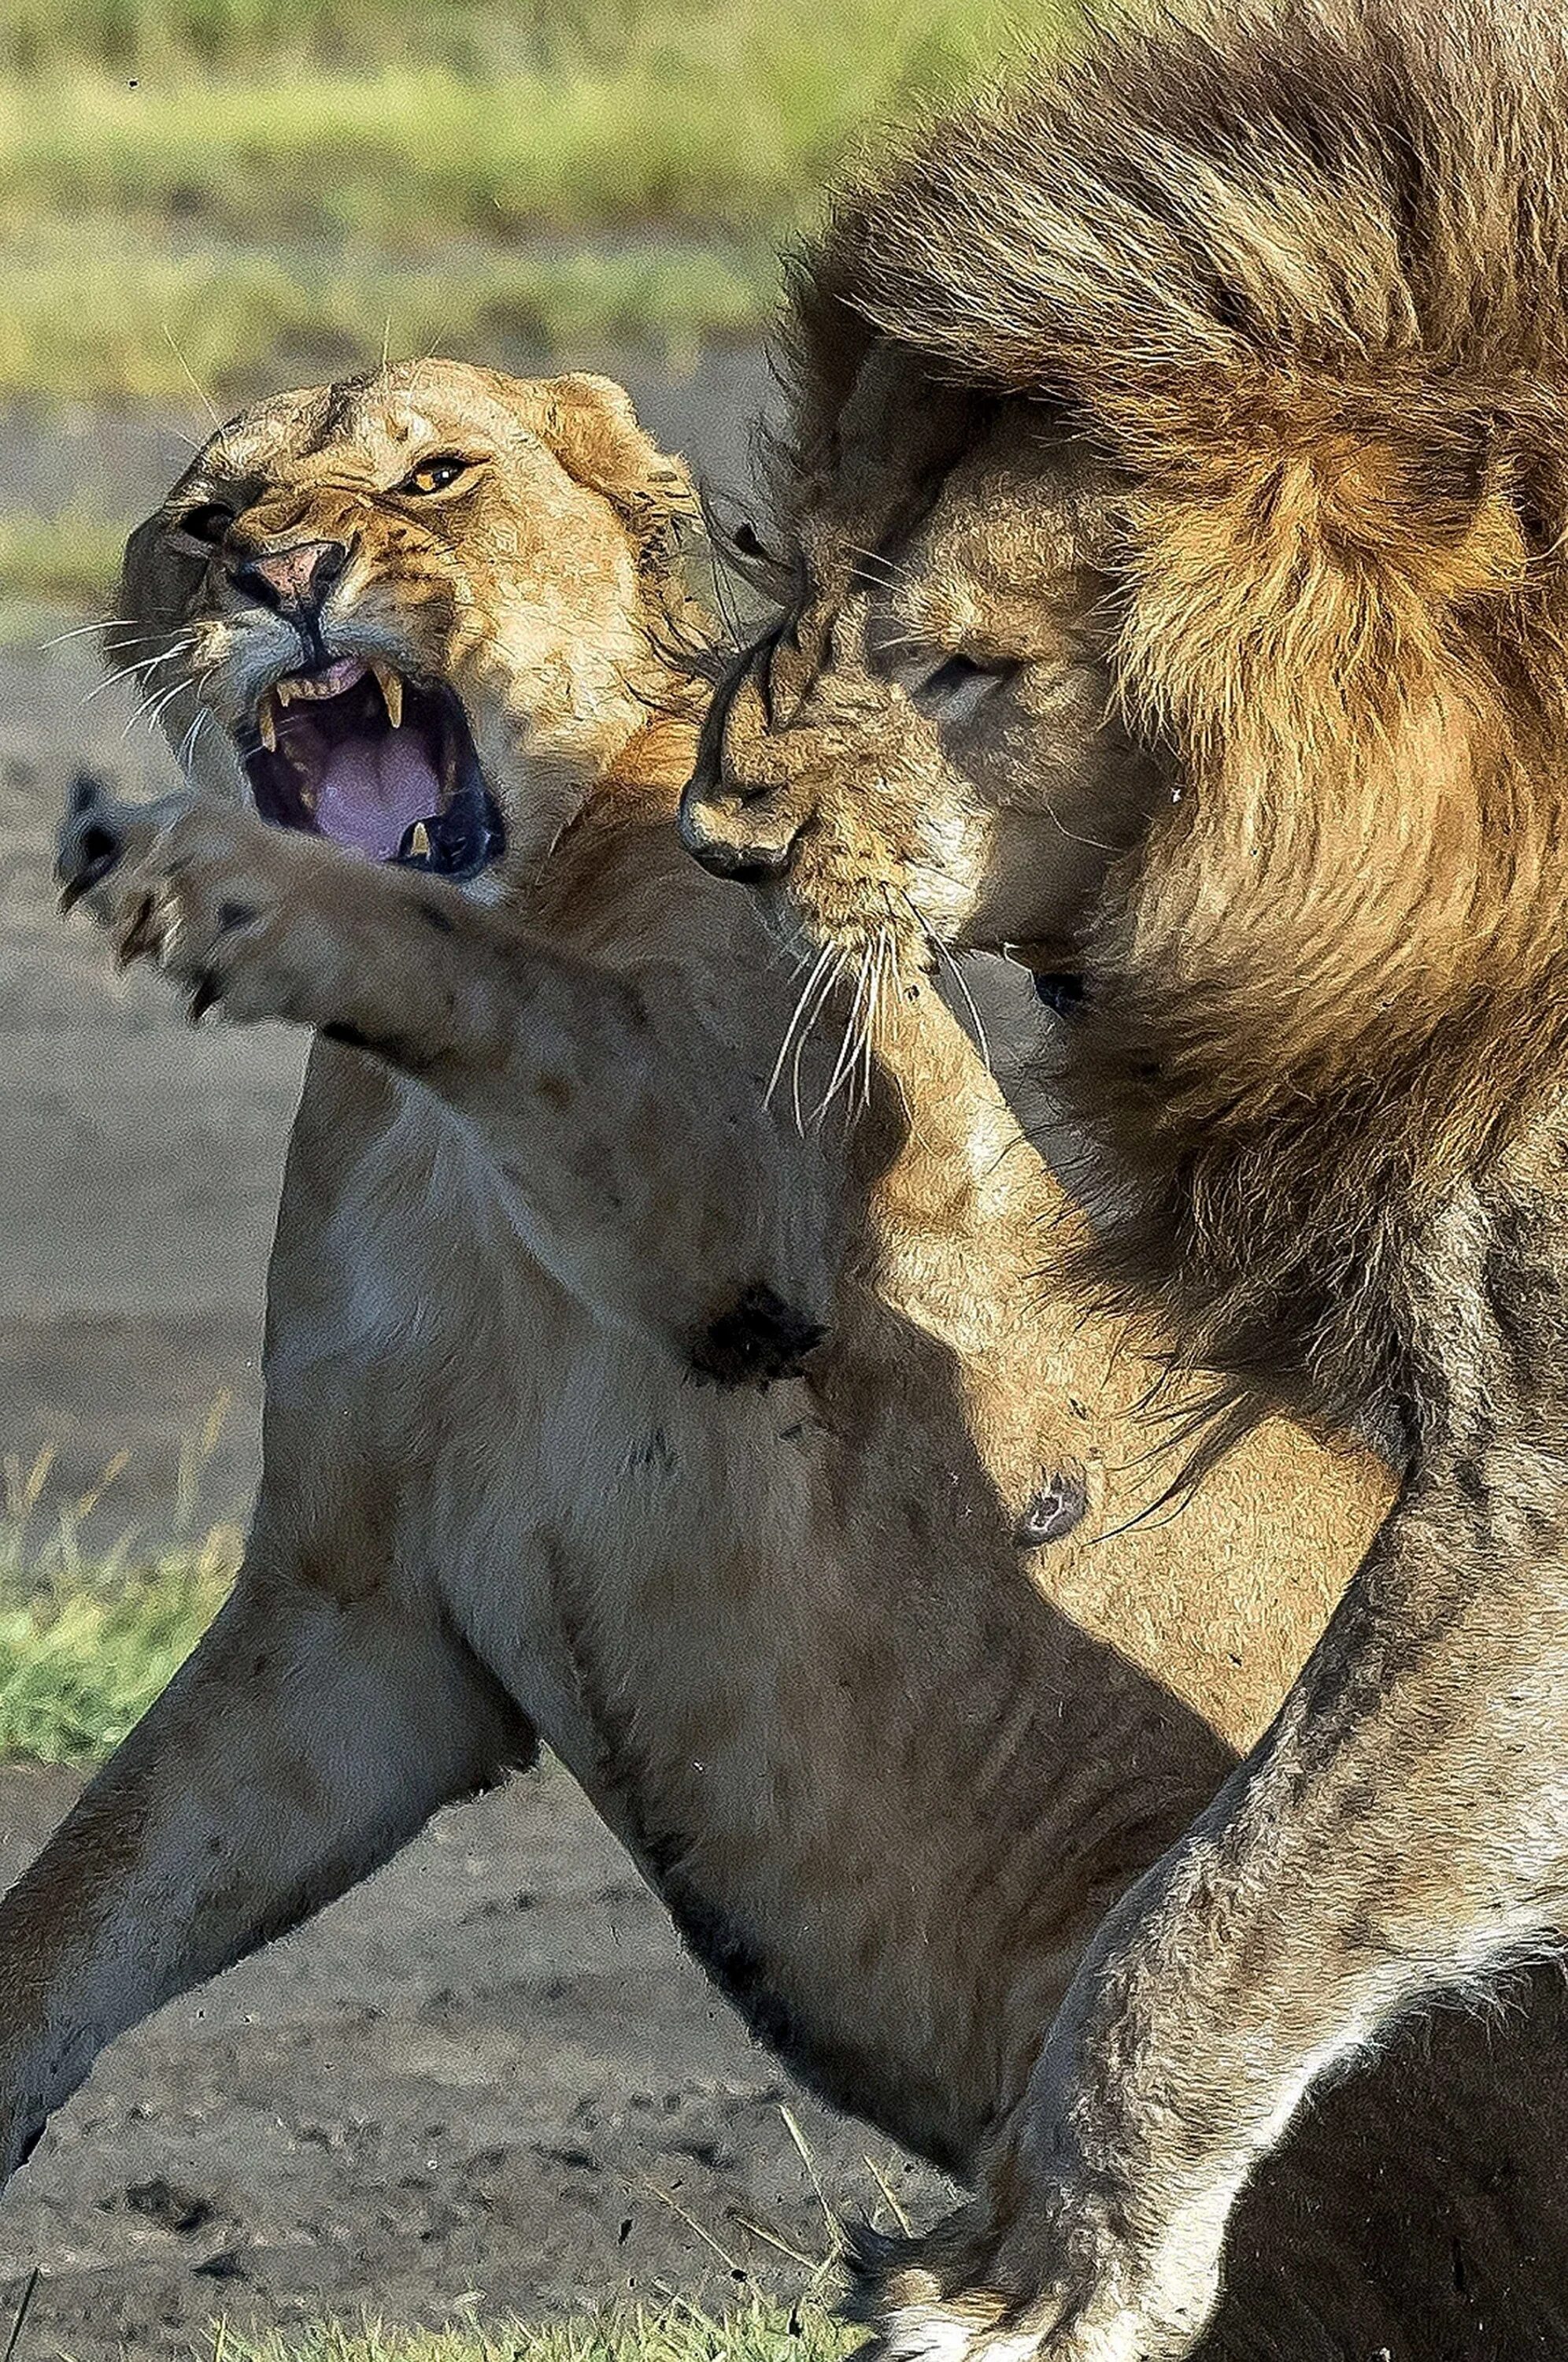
[
  {"left": 230, "top": 537, "right": 349, "bottom": 620},
  {"left": 679, "top": 778, "right": 807, "bottom": 885}
]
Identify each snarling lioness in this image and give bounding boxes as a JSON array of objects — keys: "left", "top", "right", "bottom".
[{"left": 682, "top": 2, "right": 1568, "bottom": 2356}]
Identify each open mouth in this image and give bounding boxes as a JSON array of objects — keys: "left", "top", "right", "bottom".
[{"left": 239, "top": 657, "right": 505, "bottom": 879}]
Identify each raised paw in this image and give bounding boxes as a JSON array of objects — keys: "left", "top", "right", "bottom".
[{"left": 56, "top": 772, "right": 346, "bottom": 1030}]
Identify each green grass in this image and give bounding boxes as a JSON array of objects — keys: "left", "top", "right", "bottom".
[
  {"left": 0, "top": 0, "right": 1041, "bottom": 405},
  {"left": 2, "top": 217, "right": 770, "bottom": 406},
  {"left": 1, "top": 8, "right": 1005, "bottom": 246},
  {"left": 199, "top": 2299, "right": 859, "bottom": 2362},
  {"left": 0, "top": 1427, "right": 238, "bottom": 1764}
]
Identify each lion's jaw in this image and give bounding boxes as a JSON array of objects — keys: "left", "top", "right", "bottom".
[
  {"left": 682, "top": 391, "right": 1160, "bottom": 976},
  {"left": 117, "top": 361, "right": 696, "bottom": 888}
]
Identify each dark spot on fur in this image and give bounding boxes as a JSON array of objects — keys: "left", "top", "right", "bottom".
[
  {"left": 1016, "top": 1465, "right": 1089, "bottom": 1547},
  {"left": 689, "top": 1284, "right": 824, "bottom": 1389},
  {"left": 1523, "top": 1501, "right": 1558, "bottom": 1553},
  {"left": 537, "top": 1071, "right": 575, "bottom": 1113},
  {"left": 75, "top": 821, "right": 121, "bottom": 883},
  {"left": 420, "top": 900, "right": 455, "bottom": 935},
  {"left": 1452, "top": 1457, "right": 1492, "bottom": 1518},
  {"left": 216, "top": 899, "right": 259, "bottom": 934}
]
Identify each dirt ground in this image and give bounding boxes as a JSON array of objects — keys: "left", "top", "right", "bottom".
[{"left": 0, "top": 1762, "right": 952, "bottom": 2359}]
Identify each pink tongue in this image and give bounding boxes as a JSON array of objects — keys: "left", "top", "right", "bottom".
[{"left": 314, "top": 731, "right": 442, "bottom": 859}]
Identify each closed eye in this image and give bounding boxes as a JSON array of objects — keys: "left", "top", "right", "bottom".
[{"left": 909, "top": 651, "right": 1015, "bottom": 722}]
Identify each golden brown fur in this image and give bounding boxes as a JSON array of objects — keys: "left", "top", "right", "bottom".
[
  {"left": 0, "top": 363, "right": 1469, "bottom": 2355},
  {"left": 706, "top": 0, "right": 1568, "bottom": 1447},
  {"left": 679, "top": 6, "right": 1568, "bottom": 2355}
]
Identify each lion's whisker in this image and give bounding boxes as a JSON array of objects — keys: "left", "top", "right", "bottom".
[
  {"left": 175, "top": 706, "right": 210, "bottom": 778},
  {"left": 815, "top": 939, "right": 875, "bottom": 1127},
  {"left": 793, "top": 949, "right": 847, "bottom": 1135},
  {"left": 82, "top": 642, "right": 193, "bottom": 713},
  {"left": 43, "top": 619, "right": 152, "bottom": 650},
  {"left": 938, "top": 942, "right": 994, "bottom": 1078},
  {"left": 766, "top": 939, "right": 836, "bottom": 1114}
]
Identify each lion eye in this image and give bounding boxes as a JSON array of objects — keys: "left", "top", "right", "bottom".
[
  {"left": 401, "top": 453, "right": 479, "bottom": 497},
  {"left": 176, "top": 501, "right": 234, "bottom": 547},
  {"left": 910, "top": 652, "right": 1013, "bottom": 720}
]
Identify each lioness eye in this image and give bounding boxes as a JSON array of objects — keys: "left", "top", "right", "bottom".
[
  {"left": 177, "top": 501, "right": 234, "bottom": 546},
  {"left": 401, "top": 453, "right": 477, "bottom": 496},
  {"left": 911, "top": 652, "right": 1012, "bottom": 720}
]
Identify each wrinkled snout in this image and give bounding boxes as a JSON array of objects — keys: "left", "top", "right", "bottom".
[{"left": 679, "top": 643, "right": 814, "bottom": 885}]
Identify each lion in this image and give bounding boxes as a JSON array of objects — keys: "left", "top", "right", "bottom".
[
  {"left": 3, "top": 357, "right": 1555, "bottom": 2359},
  {"left": 678, "top": 2, "right": 1568, "bottom": 2355}
]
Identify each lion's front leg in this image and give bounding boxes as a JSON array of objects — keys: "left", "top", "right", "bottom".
[{"left": 858, "top": 1457, "right": 1568, "bottom": 2362}]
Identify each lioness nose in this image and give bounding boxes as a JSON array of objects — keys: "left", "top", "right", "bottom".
[{"left": 231, "top": 538, "right": 349, "bottom": 619}]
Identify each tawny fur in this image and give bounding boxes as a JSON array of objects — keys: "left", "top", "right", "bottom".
[
  {"left": 0, "top": 366, "right": 1440, "bottom": 2356},
  {"left": 680, "top": 6, "right": 1568, "bottom": 2356}
]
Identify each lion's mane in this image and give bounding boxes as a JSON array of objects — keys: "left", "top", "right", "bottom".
[{"left": 786, "top": 0, "right": 1568, "bottom": 1451}]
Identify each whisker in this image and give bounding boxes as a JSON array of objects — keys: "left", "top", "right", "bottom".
[
  {"left": 126, "top": 676, "right": 190, "bottom": 739},
  {"left": 864, "top": 924, "right": 894, "bottom": 1118},
  {"left": 793, "top": 950, "right": 847, "bottom": 1135},
  {"left": 161, "top": 323, "right": 221, "bottom": 430},
  {"left": 766, "top": 939, "right": 835, "bottom": 1112},
  {"left": 81, "top": 642, "right": 192, "bottom": 712},
  {"left": 41, "top": 618, "right": 147, "bottom": 650},
  {"left": 815, "top": 941, "right": 875, "bottom": 1127},
  {"left": 175, "top": 706, "right": 209, "bottom": 776},
  {"left": 938, "top": 941, "right": 993, "bottom": 1077},
  {"left": 845, "top": 543, "right": 905, "bottom": 591}
]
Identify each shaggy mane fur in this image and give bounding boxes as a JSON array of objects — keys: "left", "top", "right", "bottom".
[{"left": 786, "top": 0, "right": 1568, "bottom": 1451}]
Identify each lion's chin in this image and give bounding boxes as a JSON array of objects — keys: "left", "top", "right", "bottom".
[{"left": 237, "top": 656, "right": 506, "bottom": 882}]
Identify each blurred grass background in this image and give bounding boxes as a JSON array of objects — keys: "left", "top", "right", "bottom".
[
  {"left": 0, "top": 1414, "right": 238, "bottom": 1762},
  {"left": 0, "top": 0, "right": 1029, "bottom": 410}
]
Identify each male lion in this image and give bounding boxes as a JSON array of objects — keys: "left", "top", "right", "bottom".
[{"left": 680, "top": 2, "right": 1568, "bottom": 2356}]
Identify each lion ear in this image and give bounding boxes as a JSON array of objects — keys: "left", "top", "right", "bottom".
[{"left": 534, "top": 372, "right": 700, "bottom": 572}]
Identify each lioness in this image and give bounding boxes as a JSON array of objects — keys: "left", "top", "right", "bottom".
[
  {"left": 5, "top": 360, "right": 1552, "bottom": 2360},
  {"left": 681, "top": 2, "right": 1568, "bottom": 2356}
]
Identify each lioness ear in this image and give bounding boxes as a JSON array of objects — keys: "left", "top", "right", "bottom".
[{"left": 535, "top": 372, "right": 700, "bottom": 573}]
